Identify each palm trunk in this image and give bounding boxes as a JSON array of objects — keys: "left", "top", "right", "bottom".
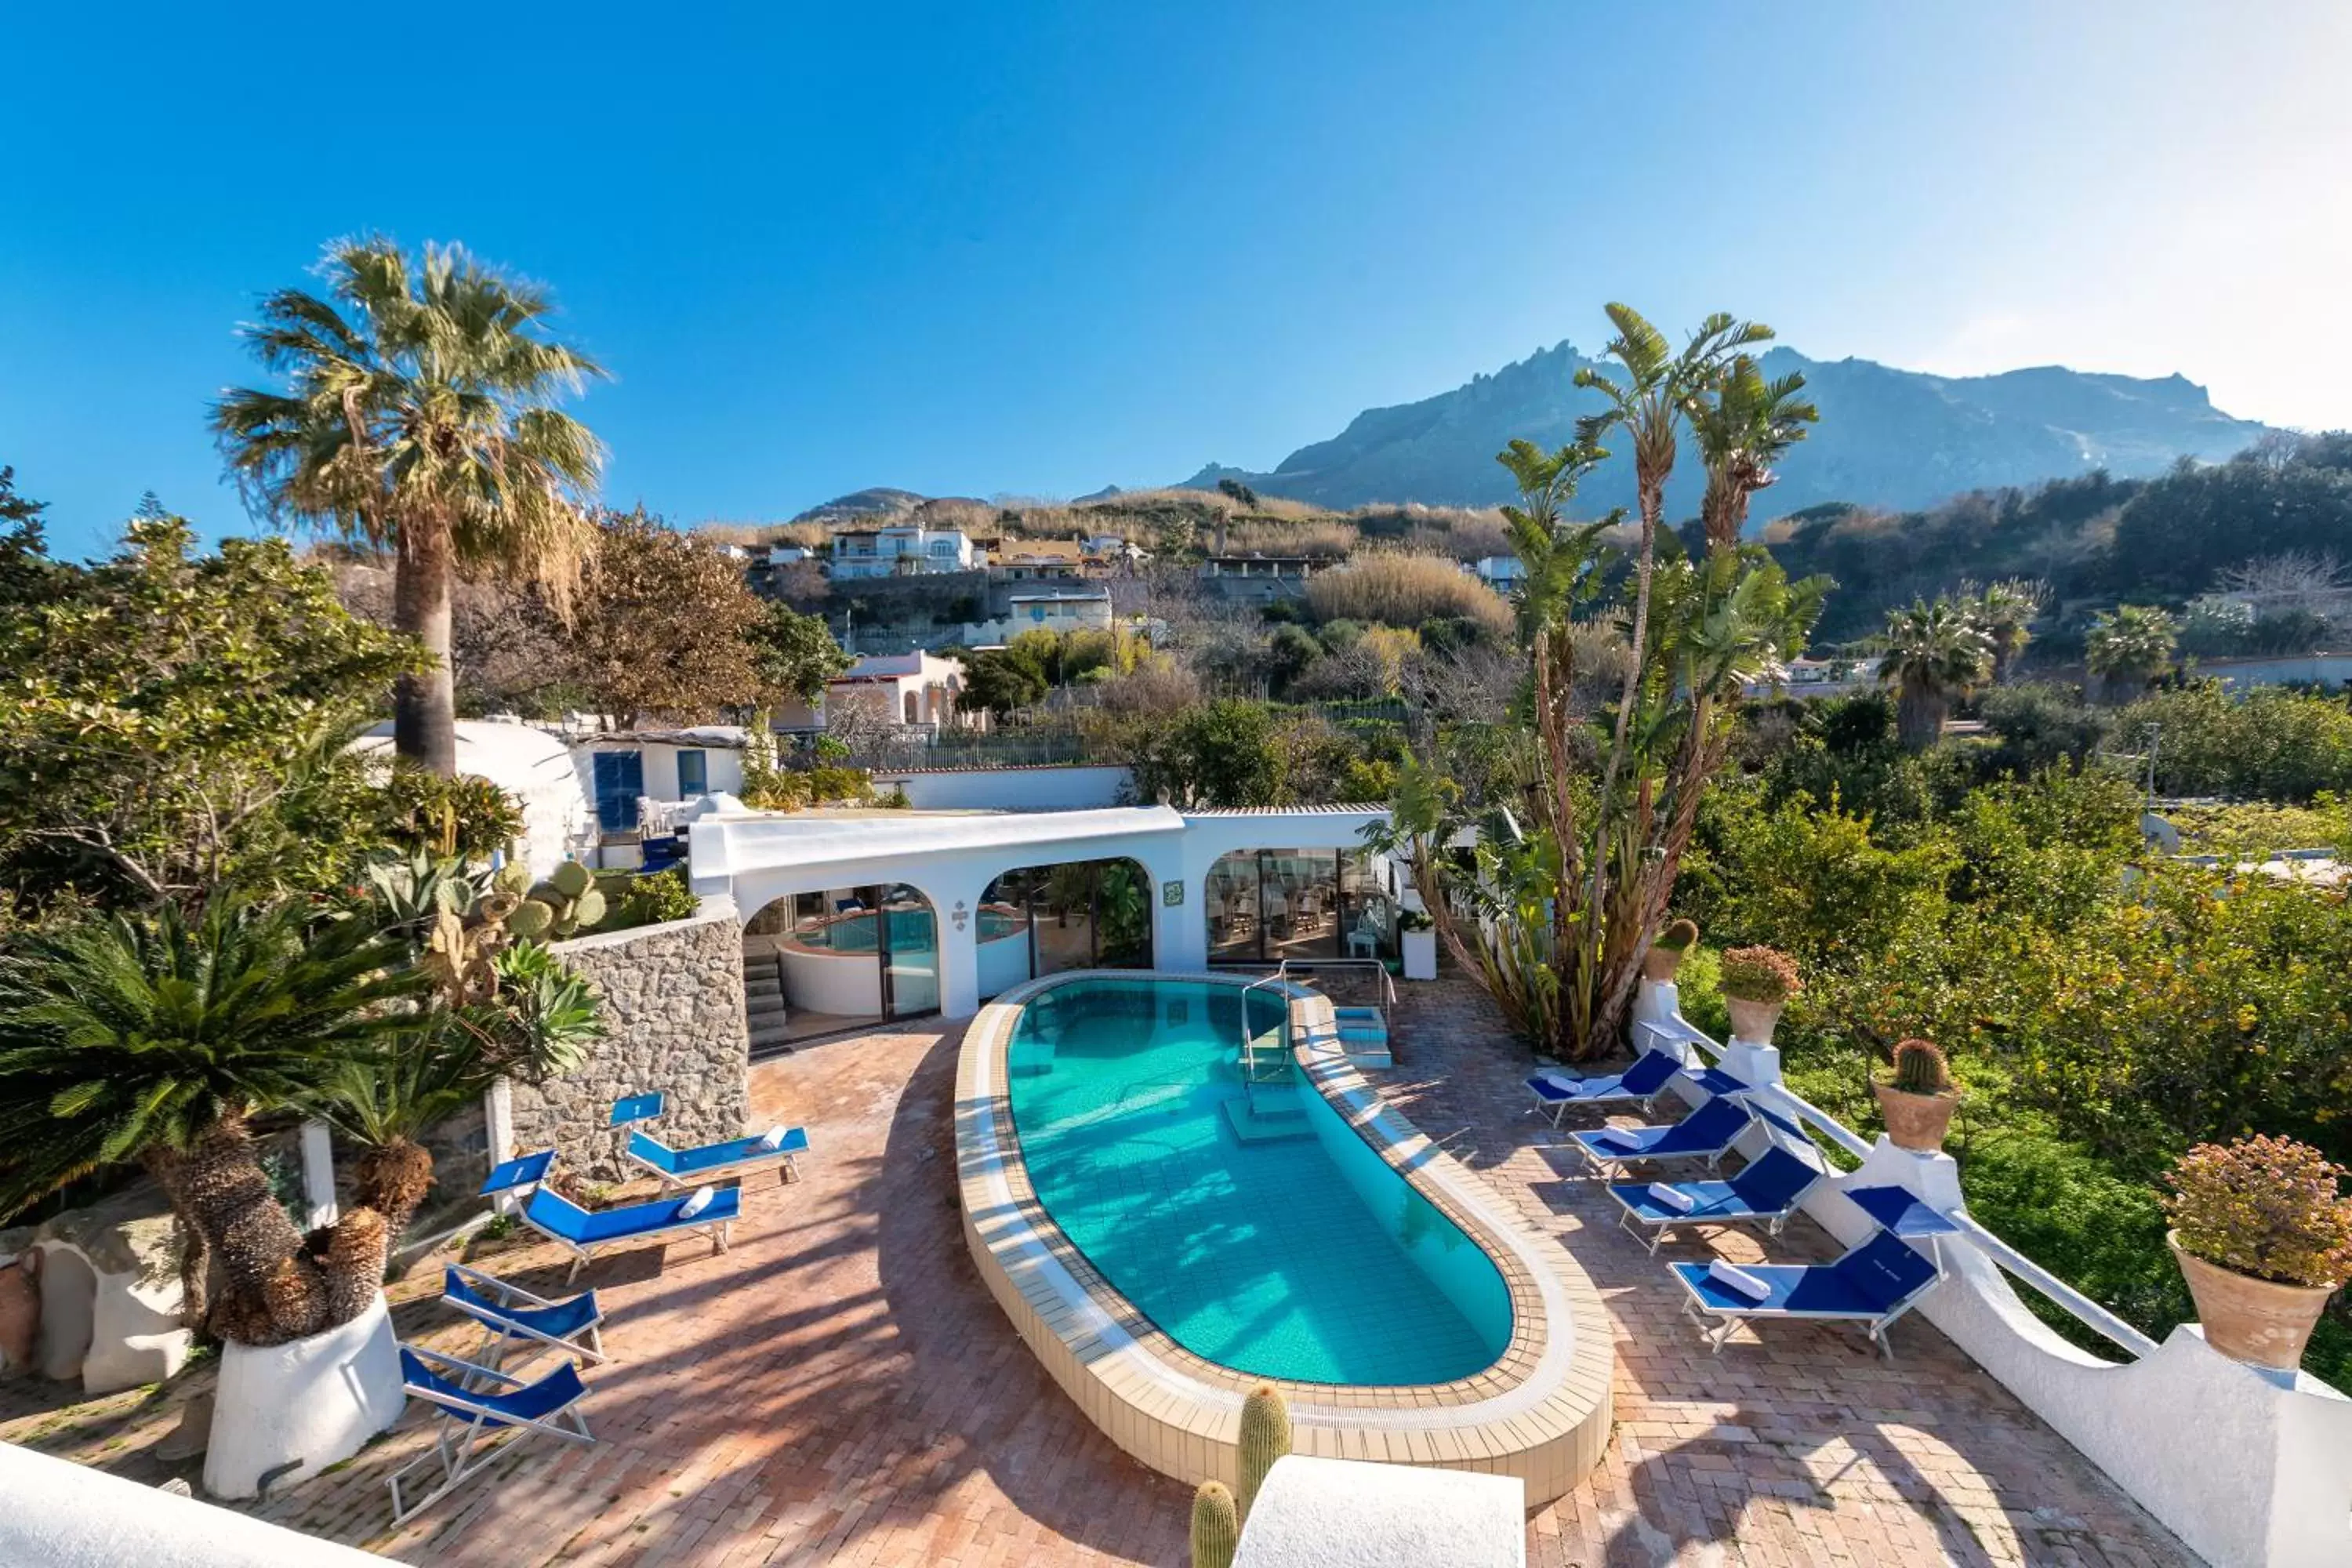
[
  {"left": 1897, "top": 686, "right": 1947, "bottom": 751},
  {"left": 147, "top": 1121, "right": 332, "bottom": 1347},
  {"left": 394, "top": 511, "right": 459, "bottom": 776}
]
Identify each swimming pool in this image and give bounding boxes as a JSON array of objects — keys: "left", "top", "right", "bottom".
[
  {"left": 1004, "top": 975, "right": 1512, "bottom": 1385},
  {"left": 792, "top": 908, "right": 1022, "bottom": 952}
]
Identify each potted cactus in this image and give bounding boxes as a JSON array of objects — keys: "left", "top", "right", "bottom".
[
  {"left": 1873, "top": 1039, "right": 1961, "bottom": 1153},
  {"left": 1643, "top": 918, "right": 1700, "bottom": 982},
  {"left": 2163, "top": 1134, "right": 2352, "bottom": 1371},
  {"left": 1718, "top": 946, "right": 1801, "bottom": 1046}
]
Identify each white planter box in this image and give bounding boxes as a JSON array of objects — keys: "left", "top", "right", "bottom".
[
  {"left": 205, "top": 1291, "right": 404, "bottom": 1501},
  {"left": 1401, "top": 928, "right": 1438, "bottom": 982}
]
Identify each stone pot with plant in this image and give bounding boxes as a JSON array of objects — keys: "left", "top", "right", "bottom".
[
  {"left": 1643, "top": 918, "right": 1700, "bottom": 982},
  {"left": 2163, "top": 1134, "right": 2352, "bottom": 1371},
  {"left": 1874, "top": 1039, "right": 1961, "bottom": 1153},
  {"left": 1718, "top": 946, "right": 1801, "bottom": 1045}
]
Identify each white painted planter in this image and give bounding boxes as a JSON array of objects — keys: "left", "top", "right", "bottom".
[
  {"left": 1400, "top": 928, "right": 1437, "bottom": 982},
  {"left": 203, "top": 1292, "right": 405, "bottom": 1501}
]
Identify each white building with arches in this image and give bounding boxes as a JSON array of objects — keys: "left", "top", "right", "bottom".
[{"left": 690, "top": 803, "right": 1399, "bottom": 1036}]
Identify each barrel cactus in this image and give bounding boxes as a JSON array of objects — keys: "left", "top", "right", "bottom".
[
  {"left": 1236, "top": 1381, "right": 1291, "bottom": 1519},
  {"left": 510, "top": 860, "right": 608, "bottom": 940},
  {"left": 1189, "top": 1481, "right": 1240, "bottom": 1568},
  {"left": 1891, "top": 1038, "right": 1952, "bottom": 1095}
]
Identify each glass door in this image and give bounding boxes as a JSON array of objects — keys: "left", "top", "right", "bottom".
[{"left": 878, "top": 882, "right": 938, "bottom": 1018}]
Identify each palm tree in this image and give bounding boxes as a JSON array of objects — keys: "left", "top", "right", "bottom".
[
  {"left": 2086, "top": 604, "right": 2179, "bottom": 702},
  {"left": 1690, "top": 356, "right": 1817, "bottom": 553},
  {"left": 1573, "top": 307, "right": 1773, "bottom": 797},
  {"left": 1966, "top": 578, "right": 2047, "bottom": 683},
  {"left": 1878, "top": 597, "right": 1994, "bottom": 750},
  {"left": 215, "top": 238, "right": 608, "bottom": 776},
  {"left": 0, "top": 898, "right": 421, "bottom": 1341}
]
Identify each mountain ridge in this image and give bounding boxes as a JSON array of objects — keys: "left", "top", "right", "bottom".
[{"left": 1179, "top": 342, "right": 2272, "bottom": 520}]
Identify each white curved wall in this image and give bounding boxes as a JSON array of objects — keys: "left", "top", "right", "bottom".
[
  {"left": 0, "top": 1440, "right": 389, "bottom": 1567},
  {"left": 351, "top": 719, "right": 590, "bottom": 881}
]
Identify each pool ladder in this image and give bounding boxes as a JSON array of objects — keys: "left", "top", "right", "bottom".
[{"left": 1236, "top": 967, "right": 1296, "bottom": 1115}]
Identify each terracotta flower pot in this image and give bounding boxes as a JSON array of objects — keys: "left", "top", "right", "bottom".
[
  {"left": 2168, "top": 1232, "right": 2337, "bottom": 1371},
  {"left": 1724, "top": 996, "right": 1784, "bottom": 1045},
  {"left": 1874, "top": 1082, "right": 1960, "bottom": 1153},
  {"left": 1642, "top": 946, "right": 1684, "bottom": 982}
]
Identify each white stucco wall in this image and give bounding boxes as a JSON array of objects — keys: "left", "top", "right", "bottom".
[
  {"left": 351, "top": 720, "right": 590, "bottom": 880},
  {"left": 0, "top": 1439, "right": 390, "bottom": 1566},
  {"left": 1234, "top": 1456, "right": 1525, "bottom": 1568}
]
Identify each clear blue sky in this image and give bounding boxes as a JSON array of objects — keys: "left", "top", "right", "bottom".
[{"left": 5, "top": 1, "right": 2348, "bottom": 556}]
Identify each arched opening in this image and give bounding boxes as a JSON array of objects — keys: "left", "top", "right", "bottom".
[
  {"left": 978, "top": 858, "right": 1154, "bottom": 999},
  {"left": 1206, "top": 847, "right": 1399, "bottom": 966},
  {"left": 742, "top": 882, "right": 940, "bottom": 1053}
]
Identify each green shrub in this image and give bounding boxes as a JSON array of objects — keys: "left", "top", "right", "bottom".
[{"left": 618, "top": 867, "right": 699, "bottom": 927}]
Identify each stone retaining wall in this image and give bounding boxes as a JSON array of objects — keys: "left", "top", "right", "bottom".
[{"left": 511, "top": 897, "right": 750, "bottom": 1182}]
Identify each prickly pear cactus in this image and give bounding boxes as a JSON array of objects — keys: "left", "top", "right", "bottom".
[{"left": 519, "top": 860, "right": 609, "bottom": 939}]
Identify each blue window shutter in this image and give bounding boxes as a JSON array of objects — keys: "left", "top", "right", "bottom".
[
  {"left": 676, "top": 750, "right": 707, "bottom": 796},
  {"left": 592, "top": 751, "right": 644, "bottom": 833}
]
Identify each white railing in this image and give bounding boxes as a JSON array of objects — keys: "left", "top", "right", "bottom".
[{"left": 1638, "top": 1015, "right": 2159, "bottom": 1362}]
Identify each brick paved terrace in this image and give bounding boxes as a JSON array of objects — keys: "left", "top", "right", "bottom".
[{"left": 1, "top": 973, "right": 2196, "bottom": 1566}]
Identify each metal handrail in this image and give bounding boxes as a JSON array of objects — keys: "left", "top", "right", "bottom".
[
  {"left": 1238, "top": 964, "right": 1295, "bottom": 1087},
  {"left": 1639, "top": 1015, "right": 2161, "bottom": 1362},
  {"left": 1265, "top": 954, "right": 1396, "bottom": 1012}
]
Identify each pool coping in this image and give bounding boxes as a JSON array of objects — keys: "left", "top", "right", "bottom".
[{"left": 953, "top": 969, "right": 1613, "bottom": 1506}]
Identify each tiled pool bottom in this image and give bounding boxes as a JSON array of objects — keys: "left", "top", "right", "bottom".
[{"left": 1006, "top": 980, "right": 1505, "bottom": 1385}]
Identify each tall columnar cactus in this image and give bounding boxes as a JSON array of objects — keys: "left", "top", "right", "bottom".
[
  {"left": 1236, "top": 1381, "right": 1291, "bottom": 1519},
  {"left": 1189, "top": 1481, "right": 1240, "bottom": 1568},
  {"left": 509, "top": 859, "right": 608, "bottom": 940}
]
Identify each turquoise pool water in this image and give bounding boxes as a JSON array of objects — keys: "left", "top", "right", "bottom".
[
  {"left": 797, "top": 909, "right": 1022, "bottom": 952},
  {"left": 1004, "top": 976, "right": 1512, "bottom": 1385}
]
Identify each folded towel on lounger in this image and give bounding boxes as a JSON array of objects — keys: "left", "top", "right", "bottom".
[
  {"left": 1597, "top": 1128, "right": 1646, "bottom": 1154},
  {"left": 757, "top": 1125, "right": 789, "bottom": 1152},
  {"left": 1707, "top": 1259, "right": 1771, "bottom": 1300},
  {"left": 678, "top": 1185, "right": 716, "bottom": 1220},
  {"left": 1647, "top": 1182, "right": 1697, "bottom": 1214}
]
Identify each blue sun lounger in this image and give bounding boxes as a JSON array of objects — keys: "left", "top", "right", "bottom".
[
  {"left": 1528, "top": 1050, "right": 1751, "bottom": 1126},
  {"left": 1606, "top": 1145, "right": 1828, "bottom": 1254},
  {"left": 626, "top": 1127, "right": 809, "bottom": 1192},
  {"left": 387, "top": 1345, "right": 594, "bottom": 1523},
  {"left": 612, "top": 1091, "right": 809, "bottom": 1191},
  {"left": 521, "top": 1185, "right": 740, "bottom": 1283},
  {"left": 1568, "top": 1093, "right": 1754, "bottom": 1178},
  {"left": 1526, "top": 1047, "right": 1682, "bottom": 1123},
  {"left": 1669, "top": 1229, "right": 1944, "bottom": 1359},
  {"left": 440, "top": 1264, "right": 609, "bottom": 1368}
]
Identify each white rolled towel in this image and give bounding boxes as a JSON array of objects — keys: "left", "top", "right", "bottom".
[
  {"left": 1597, "top": 1127, "right": 1646, "bottom": 1154},
  {"left": 1539, "top": 1071, "right": 1577, "bottom": 1093},
  {"left": 757, "top": 1125, "right": 789, "bottom": 1152},
  {"left": 1707, "top": 1259, "right": 1772, "bottom": 1300},
  {"left": 677, "top": 1184, "right": 716, "bottom": 1219},
  {"left": 1647, "top": 1182, "right": 1696, "bottom": 1214}
]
